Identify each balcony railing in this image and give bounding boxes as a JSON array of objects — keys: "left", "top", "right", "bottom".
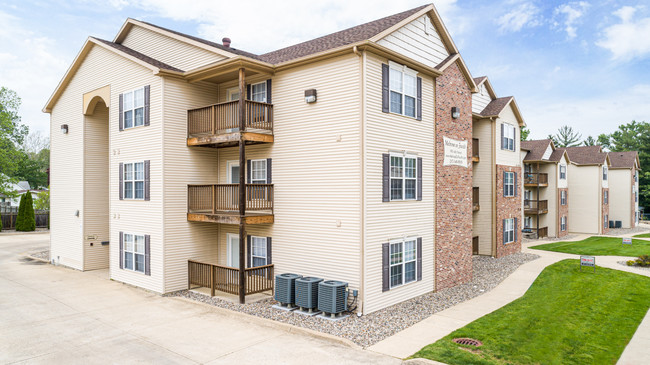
[
  {"left": 473, "top": 187, "right": 480, "bottom": 211},
  {"left": 524, "top": 172, "right": 548, "bottom": 186},
  {"left": 472, "top": 138, "right": 479, "bottom": 162},
  {"left": 524, "top": 199, "right": 548, "bottom": 214},
  {"left": 188, "top": 184, "right": 274, "bottom": 213},
  {"left": 188, "top": 100, "right": 273, "bottom": 137},
  {"left": 188, "top": 259, "right": 274, "bottom": 296}
]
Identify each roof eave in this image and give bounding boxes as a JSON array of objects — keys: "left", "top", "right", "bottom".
[{"left": 184, "top": 56, "right": 275, "bottom": 83}]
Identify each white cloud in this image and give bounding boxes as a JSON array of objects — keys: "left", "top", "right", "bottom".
[
  {"left": 496, "top": 1, "right": 542, "bottom": 33},
  {"left": 555, "top": 1, "right": 589, "bottom": 39},
  {"left": 597, "top": 6, "right": 650, "bottom": 60}
]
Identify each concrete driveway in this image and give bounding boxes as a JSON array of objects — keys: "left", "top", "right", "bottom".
[{"left": 0, "top": 233, "right": 399, "bottom": 364}]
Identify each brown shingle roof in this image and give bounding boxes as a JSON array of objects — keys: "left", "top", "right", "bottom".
[
  {"left": 521, "top": 139, "right": 552, "bottom": 161},
  {"left": 473, "top": 76, "right": 487, "bottom": 86},
  {"left": 608, "top": 151, "right": 639, "bottom": 169},
  {"left": 259, "top": 4, "right": 429, "bottom": 64},
  {"left": 548, "top": 148, "right": 567, "bottom": 162},
  {"left": 564, "top": 145, "right": 608, "bottom": 165},
  {"left": 93, "top": 37, "right": 183, "bottom": 72},
  {"left": 479, "top": 96, "right": 513, "bottom": 117}
]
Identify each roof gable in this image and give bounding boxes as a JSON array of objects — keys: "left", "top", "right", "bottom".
[
  {"left": 521, "top": 139, "right": 553, "bottom": 161},
  {"left": 608, "top": 151, "right": 640, "bottom": 169},
  {"left": 565, "top": 146, "right": 609, "bottom": 165}
]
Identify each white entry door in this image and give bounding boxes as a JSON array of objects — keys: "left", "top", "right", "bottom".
[{"left": 227, "top": 233, "right": 240, "bottom": 269}]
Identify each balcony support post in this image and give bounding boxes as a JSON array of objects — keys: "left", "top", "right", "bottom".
[{"left": 238, "top": 67, "right": 247, "bottom": 304}]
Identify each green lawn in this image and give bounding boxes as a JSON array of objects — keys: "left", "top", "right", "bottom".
[
  {"left": 530, "top": 236, "right": 650, "bottom": 256},
  {"left": 633, "top": 233, "right": 650, "bottom": 238},
  {"left": 411, "top": 260, "right": 650, "bottom": 365}
]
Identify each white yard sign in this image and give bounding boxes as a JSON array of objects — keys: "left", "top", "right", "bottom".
[{"left": 443, "top": 137, "right": 468, "bottom": 167}]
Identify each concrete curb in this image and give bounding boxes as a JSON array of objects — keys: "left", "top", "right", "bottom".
[
  {"left": 170, "top": 296, "right": 362, "bottom": 350},
  {"left": 402, "top": 358, "right": 448, "bottom": 365},
  {"left": 0, "top": 230, "right": 50, "bottom": 235}
]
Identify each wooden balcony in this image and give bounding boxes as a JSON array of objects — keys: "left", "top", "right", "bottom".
[
  {"left": 472, "top": 138, "right": 479, "bottom": 162},
  {"left": 523, "top": 226, "right": 548, "bottom": 239},
  {"left": 188, "top": 260, "right": 274, "bottom": 296},
  {"left": 473, "top": 187, "right": 480, "bottom": 212},
  {"left": 187, "top": 184, "right": 274, "bottom": 224},
  {"left": 524, "top": 199, "right": 548, "bottom": 215},
  {"left": 187, "top": 100, "right": 273, "bottom": 148},
  {"left": 524, "top": 172, "right": 548, "bottom": 187}
]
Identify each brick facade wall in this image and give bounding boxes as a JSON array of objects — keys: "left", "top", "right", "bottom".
[
  {"left": 495, "top": 165, "right": 522, "bottom": 257},
  {"left": 602, "top": 188, "right": 610, "bottom": 233},
  {"left": 558, "top": 188, "right": 569, "bottom": 238},
  {"left": 434, "top": 62, "right": 473, "bottom": 290},
  {"left": 631, "top": 170, "right": 636, "bottom": 227}
]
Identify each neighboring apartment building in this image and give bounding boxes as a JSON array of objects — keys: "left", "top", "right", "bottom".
[
  {"left": 520, "top": 139, "right": 570, "bottom": 238},
  {"left": 45, "top": 4, "right": 491, "bottom": 314},
  {"left": 608, "top": 151, "right": 641, "bottom": 228},
  {"left": 471, "top": 76, "right": 525, "bottom": 257},
  {"left": 565, "top": 146, "right": 611, "bottom": 234}
]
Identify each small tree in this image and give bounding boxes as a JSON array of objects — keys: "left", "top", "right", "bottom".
[
  {"left": 549, "top": 125, "right": 582, "bottom": 147},
  {"left": 16, "top": 192, "right": 35, "bottom": 231},
  {"left": 520, "top": 126, "right": 530, "bottom": 141},
  {"left": 583, "top": 136, "right": 596, "bottom": 146}
]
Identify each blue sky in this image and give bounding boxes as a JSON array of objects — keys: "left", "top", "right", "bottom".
[{"left": 1, "top": 0, "right": 649, "bottom": 141}]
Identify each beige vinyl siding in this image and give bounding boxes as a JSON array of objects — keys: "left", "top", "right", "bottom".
[
  {"left": 472, "top": 84, "right": 492, "bottom": 114},
  {"left": 542, "top": 145, "right": 552, "bottom": 160},
  {"left": 472, "top": 119, "right": 493, "bottom": 255},
  {"left": 363, "top": 51, "right": 435, "bottom": 314},
  {"left": 377, "top": 15, "right": 449, "bottom": 69},
  {"left": 161, "top": 77, "right": 220, "bottom": 293},
  {"left": 609, "top": 169, "right": 632, "bottom": 228},
  {"left": 568, "top": 164, "right": 600, "bottom": 234},
  {"left": 121, "top": 25, "right": 226, "bottom": 72},
  {"left": 495, "top": 105, "right": 521, "bottom": 167},
  {"left": 83, "top": 101, "right": 110, "bottom": 270}
]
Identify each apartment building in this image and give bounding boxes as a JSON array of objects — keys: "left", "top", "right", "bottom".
[
  {"left": 608, "top": 151, "right": 640, "bottom": 228},
  {"left": 565, "top": 146, "right": 611, "bottom": 234},
  {"left": 44, "top": 4, "right": 494, "bottom": 314},
  {"left": 520, "top": 139, "right": 570, "bottom": 238},
  {"left": 471, "top": 76, "right": 525, "bottom": 257}
]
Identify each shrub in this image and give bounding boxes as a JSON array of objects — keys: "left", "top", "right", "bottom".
[
  {"left": 15, "top": 193, "right": 26, "bottom": 231},
  {"left": 16, "top": 193, "right": 35, "bottom": 232},
  {"left": 628, "top": 255, "right": 650, "bottom": 267},
  {"left": 0, "top": 213, "right": 3, "bottom": 232}
]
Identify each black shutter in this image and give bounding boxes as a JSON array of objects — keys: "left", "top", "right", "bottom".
[
  {"left": 144, "top": 85, "right": 150, "bottom": 126},
  {"left": 416, "top": 77, "right": 422, "bottom": 121},
  {"left": 514, "top": 218, "right": 518, "bottom": 242},
  {"left": 417, "top": 157, "right": 423, "bottom": 201},
  {"left": 514, "top": 172, "right": 518, "bottom": 197},
  {"left": 144, "top": 160, "right": 150, "bottom": 201},
  {"left": 382, "top": 64, "right": 390, "bottom": 113},
  {"left": 382, "top": 242, "right": 390, "bottom": 292},
  {"left": 119, "top": 232, "right": 124, "bottom": 269},
  {"left": 503, "top": 171, "right": 507, "bottom": 196},
  {"left": 417, "top": 237, "right": 422, "bottom": 281},
  {"left": 119, "top": 94, "right": 124, "bottom": 131},
  {"left": 502, "top": 220, "right": 506, "bottom": 244},
  {"left": 247, "top": 160, "right": 252, "bottom": 184},
  {"left": 266, "top": 79, "right": 272, "bottom": 104},
  {"left": 246, "top": 84, "right": 251, "bottom": 100},
  {"left": 266, "top": 158, "right": 272, "bottom": 184},
  {"left": 144, "top": 234, "right": 151, "bottom": 276},
  {"left": 247, "top": 235, "right": 252, "bottom": 268},
  {"left": 500, "top": 123, "right": 504, "bottom": 149},
  {"left": 266, "top": 237, "right": 272, "bottom": 265},
  {"left": 382, "top": 154, "right": 390, "bottom": 202},
  {"left": 119, "top": 163, "right": 124, "bottom": 200}
]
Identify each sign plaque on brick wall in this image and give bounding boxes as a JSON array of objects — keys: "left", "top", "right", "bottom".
[{"left": 443, "top": 137, "right": 468, "bottom": 167}]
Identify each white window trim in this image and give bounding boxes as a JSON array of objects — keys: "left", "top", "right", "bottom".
[
  {"left": 250, "top": 159, "right": 267, "bottom": 184},
  {"left": 226, "top": 160, "right": 239, "bottom": 184},
  {"left": 524, "top": 216, "right": 532, "bottom": 229},
  {"left": 604, "top": 190, "right": 608, "bottom": 204},
  {"left": 123, "top": 232, "right": 146, "bottom": 274},
  {"left": 122, "top": 87, "right": 145, "bottom": 130},
  {"left": 389, "top": 152, "right": 418, "bottom": 201},
  {"left": 603, "top": 166, "right": 608, "bottom": 181},
  {"left": 226, "top": 87, "right": 240, "bottom": 102},
  {"left": 123, "top": 161, "right": 145, "bottom": 200},
  {"left": 561, "top": 190, "right": 567, "bottom": 205},
  {"left": 504, "top": 218, "right": 515, "bottom": 244},
  {"left": 226, "top": 233, "right": 240, "bottom": 268},
  {"left": 604, "top": 214, "right": 609, "bottom": 229},
  {"left": 389, "top": 237, "right": 418, "bottom": 289},
  {"left": 504, "top": 171, "right": 515, "bottom": 197},
  {"left": 250, "top": 81, "right": 267, "bottom": 103},
  {"left": 388, "top": 61, "right": 418, "bottom": 119},
  {"left": 561, "top": 216, "right": 567, "bottom": 231},
  {"left": 559, "top": 165, "right": 567, "bottom": 180},
  {"left": 502, "top": 123, "right": 516, "bottom": 151},
  {"left": 250, "top": 235, "right": 267, "bottom": 267}
]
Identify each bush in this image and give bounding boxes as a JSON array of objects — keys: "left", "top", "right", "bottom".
[
  {"left": 16, "top": 193, "right": 35, "bottom": 232},
  {"left": 0, "top": 213, "right": 3, "bottom": 232},
  {"left": 628, "top": 255, "right": 650, "bottom": 267}
]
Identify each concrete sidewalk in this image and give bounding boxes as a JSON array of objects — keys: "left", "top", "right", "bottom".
[{"left": 368, "top": 233, "right": 650, "bottom": 362}]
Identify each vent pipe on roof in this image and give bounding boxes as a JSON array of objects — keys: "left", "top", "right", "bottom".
[{"left": 222, "top": 37, "right": 231, "bottom": 48}]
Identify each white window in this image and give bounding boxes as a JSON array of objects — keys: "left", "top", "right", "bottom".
[
  {"left": 603, "top": 166, "right": 608, "bottom": 180},
  {"left": 635, "top": 171, "right": 638, "bottom": 182},
  {"left": 561, "top": 190, "right": 567, "bottom": 205},
  {"left": 390, "top": 154, "right": 417, "bottom": 201},
  {"left": 502, "top": 124, "right": 516, "bottom": 151},
  {"left": 561, "top": 216, "right": 567, "bottom": 231},
  {"left": 389, "top": 62, "right": 418, "bottom": 118},
  {"left": 524, "top": 190, "right": 532, "bottom": 201},
  {"left": 504, "top": 171, "right": 515, "bottom": 197},
  {"left": 250, "top": 159, "right": 267, "bottom": 184},
  {"left": 123, "top": 162, "right": 145, "bottom": 200},
  {"left": 226, "top": 87, "right": 240, "bottom": 101},
  {"left": 251, "top": 236, "right": 267, "bottom": 267},
  {"left": 123, "top": 87, "right": 145, "bottom": 129},
  {"left": 604, "top": 190, "right": 608, "bottom": 204},
  {"left": 123, "top": 233, "right": 145, "bottom": 273},
  {"left": 250, "top": 82, "right": 267, "bottom": 103},
  {"left": 504, "top": 218, "right": 514, "bottom": 243},
  {"left": 389, "top": 238, "right": 417, "bottom": 288},
  {"left": 559, "top": 165, "right": 566, "bottom": 180},
  {"left": 604, "top": 214, "right": 608, "bottom": 229},
  {"left": 524, "top": 216, "right": 532, "bottom": 229},
  {"left": 635, "top": 190, "right": 638, "bottom": 202}
]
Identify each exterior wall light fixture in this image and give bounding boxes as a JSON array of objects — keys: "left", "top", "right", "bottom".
[
  {"left": 451, "top": 107, "right": 460, "bottom": 119},
  {"left": 305, "top": 89, "right": 317, "bottom": 103},
  {"left": 61, "top": 124, "right": 69, "bottom": 134}
]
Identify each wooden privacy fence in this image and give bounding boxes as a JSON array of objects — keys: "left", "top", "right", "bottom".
[
  {"left": 187, "top": 184, "right": 274, "bottom": 213},
  {"left": 188, "top": 259, "right": 274, "bottom": 296},
  {"left": 187, "top": 100, "right": 273, "bottom": 136},
  {"left": 0, "top": 208, "right": 49, "bottom": 230}
]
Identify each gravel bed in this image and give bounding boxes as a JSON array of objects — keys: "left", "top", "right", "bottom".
[
  {"left": 617, "top": 261, "right": 650, "bottom": 271},
  {"left": 606, "top": 226, "right": 648, "bottom": 236},
  {"left": 30, "top": 250, "right": 49, "bottom": 261},
  {"left": 170, "top": 252, "right": 540, "bottom": 348}
]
